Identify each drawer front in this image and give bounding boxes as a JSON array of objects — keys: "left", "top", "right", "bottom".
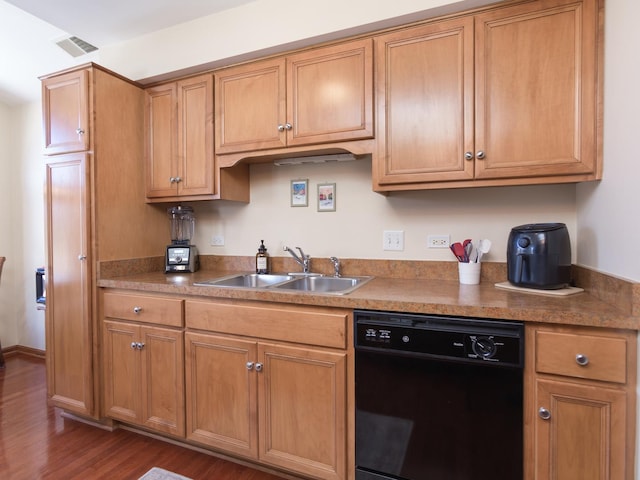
[
  {"left": 535, "top": 330, "right": 627, "bottom": 384},
  {"left": 104, "top": 292, "right": 184, "bottom": 327},
  {"left": 186, "top": 299, "right": 349, "bottom": 349}
]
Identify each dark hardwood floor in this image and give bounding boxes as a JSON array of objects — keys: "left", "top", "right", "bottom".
[{"left": 0, "top": 355, "right": 286, "bottom": 480}]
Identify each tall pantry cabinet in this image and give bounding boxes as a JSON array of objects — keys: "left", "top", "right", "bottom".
[{"left": 42, "top": 64, "right": 167, "bottom": 418}]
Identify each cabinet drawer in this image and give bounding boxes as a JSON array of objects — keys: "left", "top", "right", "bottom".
[
  {"left": 186, "top": 299, "right": 349, "bottom": 349},
  {"left": 535, "top": 330, "right": 627, "bottom": 384},
  {"left": 104, "top": 292, "right": 184, "bottom": 327}
]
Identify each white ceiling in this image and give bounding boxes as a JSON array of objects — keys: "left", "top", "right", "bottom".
[{"left": 0, "top": 0, "right": 253, "bottom": 105}]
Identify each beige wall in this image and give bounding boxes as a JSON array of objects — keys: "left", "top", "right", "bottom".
[{"left": 0, "top": 100, "right": 45, "bottom": 350}]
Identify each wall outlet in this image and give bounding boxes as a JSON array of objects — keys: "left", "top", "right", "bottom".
[
  {"left": 428, "top": 234, "right": 450, "bottom": 248},
  {"left": 383, "top": 230, "right": 404, "bottom": 251},
  {"left": 210, "top": 235, "right": 225, "bottom": 246}
]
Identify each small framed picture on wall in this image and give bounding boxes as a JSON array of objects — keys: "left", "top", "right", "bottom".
[
  {"left": 290, "top": 179, "right": 308, "bottom": 207},
  {"left": 317, "top": 183, "right": 336, "bottom": 212}
]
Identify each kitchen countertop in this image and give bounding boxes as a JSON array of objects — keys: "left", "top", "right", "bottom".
[{"left": 97, "top": 259, "right": 640, "bottom": 331}]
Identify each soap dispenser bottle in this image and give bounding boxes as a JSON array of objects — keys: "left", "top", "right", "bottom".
[{"left": 256, "top": 240, "right": 269, "bottom": 274}]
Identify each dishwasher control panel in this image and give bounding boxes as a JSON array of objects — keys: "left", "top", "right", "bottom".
[{"left": 355, "top": 310, "right": 523, "bottom": 367}]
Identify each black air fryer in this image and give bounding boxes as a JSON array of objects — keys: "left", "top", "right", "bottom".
[{"left": 507, "top": 223, "right": 571, "bottom": 289}]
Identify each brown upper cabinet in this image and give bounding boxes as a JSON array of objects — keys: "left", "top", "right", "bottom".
[
  {"left": 373, "top": 0, "right": 602, "bottom": 191},
  {"left": 145, "top": 74, "right": 219, "bottom": 201},
  {"left": 214, "top": 38, "right": 374, "bottom": 156},
  {"left": 42, "top": 69, "right": 89, "bottom": 155}
]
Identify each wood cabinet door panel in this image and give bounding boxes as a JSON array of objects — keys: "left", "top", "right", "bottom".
[
  {"left": 374, "top": 18, "right": 474, "bottom": 185},
  {"left": 534, "top": 378, "right": 627, "bottom": 480},
  {"left": 287, "top": 38, "right": 374, "bottom": 146},
  {"left": 177, "top": 75, "right": 214, "bottom": 196},
  {"left": 258, "top": 343, "right": 346, "bottom": 480},
  {"left": 103, "top": 320, "right": 140, "bottom": 423},
  {"left": 145, "top": 84, "right": 178, "bottom": 197},
  {"left": 185, "top": 332, "right": 258, "bottom": 458},
  {"left": 45, "top": 153, "right": 93, "bottom": 415},
  {"left": 141, "top": 326, "right": 185, "bottom": 436},
  {"left": 42, "top": 70, "right": 89, "bottom": 154},
  {"left": 215, "top": 59, "right": 287, "bottom": 154},
  {"left": 475, "top": 0, "right": 598, "bottom": 179}
]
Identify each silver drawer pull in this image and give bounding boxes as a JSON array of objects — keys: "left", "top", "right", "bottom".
[
  {"left": 538, "top": 407, "right": 551, "bottom": 420},
  {"left": 255, "top": 362, "right": 263, "bottom": 372},
  {"left": 575, "top": 354, "right": 589, "bottom": 366},
  {"left": 246, "top": 362, "right": 254, "bottom": 371},
  {"left": 133, "top": 306, "right": 142, "bottom": 314}
]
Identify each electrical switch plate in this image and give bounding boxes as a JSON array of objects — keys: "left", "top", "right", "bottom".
[
  {"left": 211, "top": 235, "right": 225, "bottom": 246},
  {"left": 383, "top": 230, "right": 404, "bottom": 251},
  {"left": 428, "top": 235, "right": 450, "bottom": 248}
]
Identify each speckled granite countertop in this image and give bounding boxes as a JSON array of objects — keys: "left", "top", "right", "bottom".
[{"left": 97, "top": 256, "right": 640, "bottom": 331}]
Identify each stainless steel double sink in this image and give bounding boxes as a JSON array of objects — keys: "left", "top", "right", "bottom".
[{"left": 194, "top": 273, "right": 372, "bottom": 295}]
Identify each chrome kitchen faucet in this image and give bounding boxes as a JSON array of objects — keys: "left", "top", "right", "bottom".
[{"left": 283, "top": 246, "right": 310, "bottom": 273}]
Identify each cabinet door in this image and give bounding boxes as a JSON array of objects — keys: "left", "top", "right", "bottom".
[
  {"left": 258, "top": 343, "right": 346, "bottom": 480},
  {"left": 145, "top": 83, "right": 178, "bottom": 198},
  {"left": 42, "top": 69, "right": 89, "bottom": 154},
  {"left": 185, "top": 332, "right": 258, "bottom": 458},
  {"left": 475, "top": 0, "right": 599, "bottom": 180},
  {"left": 287, "top": 38, "right": 374, "bottom": 147},
  {"left": 533, "top": 378, "right": 627, "bottom": 480},
  {"left": 215, "top": 59, "right": 287, "bottom": 154},
  {"left": 176, "top": 74, "right": 214, "bottom": 197},
  {"left": 374, "top": 18, "right": 474, "bottom": 186},
  {"left": 140, "top": 325, "right": 185, "bottom": 436},
  {"left": 103, "top": 320, "right": 140, "bottom": 423},
  {"left": 45, "top": 153, "right": 93, "bottom": 416}
]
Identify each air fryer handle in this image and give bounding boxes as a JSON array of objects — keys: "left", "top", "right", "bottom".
[{"left": 514, "top": 254, "right": 524, "bottom": 283}]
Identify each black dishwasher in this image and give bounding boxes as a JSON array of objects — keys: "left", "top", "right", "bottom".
[{"left": 355, "top": 310, "right": 524, "bottom": 480}]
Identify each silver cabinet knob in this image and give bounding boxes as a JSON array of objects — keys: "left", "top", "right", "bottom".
[
  {"left": 136, "top": 342, "right": 145, "bottom": 350},
  {"left": 254, "top": 362, "right": 263, "bottom": 372},
  {"left": 464, "top": 152, "right": 474, "bottom": 161},
  {"left": 284, "top": 123, "right": 292, "bottom": 130},
  {"left": 131, "top": 342, "right": 137, "bottom": 350},
  {"left": 78, "top": 254, "right": 86, "bottom": 261},
  {"left": 246, "top": 362, "right": 254, "bottom": 371},
  {"left": 133, "top": 306, "right": 142, "bottom": 314},
  {"left": 277, "top": 124, "right": 285, "bottom": 132},
  {"left": 575, "top": 354, "right": 589, "bottom": 366},
  {"left": 476, "top": 150, "right": 486, "bottom": 159},
  {"left": 538, "top": 407, "right": 551, "bottom": 420},
  {"left": 169, "top": 177, "right": 176, "bottom": 183},
  {"left": 76, "top": 128, "right": 85, "bottom": 135},
  {"left": 174, "top": 176, "right": 182, "bottom": 183}
]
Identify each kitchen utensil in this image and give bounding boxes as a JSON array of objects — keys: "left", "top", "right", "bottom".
[
  {"left": 477, "top": 239, "right": 492, "bottom": 262},
  {"left": 450, "top": 243, "right": 466, "bottom": 262}
]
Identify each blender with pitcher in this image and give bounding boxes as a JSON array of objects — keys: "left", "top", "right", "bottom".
[{"left": 165, "top": 206, "right": 200, "bottom": 273}]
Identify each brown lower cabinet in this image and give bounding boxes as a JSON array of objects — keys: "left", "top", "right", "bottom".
[
  {"left": 184, "top": 299, "right": 351, "bottom": 480},
  {"left": 99, "top": 289, "right": 637, "bottom": 480},
  {"left": 102, "top": 292, "right": 185, "bottom": 437},
  {"left": 185, "top": 333, "right": 346, "bottom": 480},
  {"left": 525, "top": 324, "right": 637, "bottom": 480}
]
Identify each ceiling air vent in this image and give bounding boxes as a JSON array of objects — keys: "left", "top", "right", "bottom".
[{"left": 55, "top": 36, "right": 98, "bottom": 57}]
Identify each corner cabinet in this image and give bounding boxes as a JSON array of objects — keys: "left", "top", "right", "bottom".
[
  {"left": 185, "top": 299, "right": 351, "bottom": 480},
  {"left": 144, "top": 74, "right": 249, "bottom": 202},
  {"left": 373, "top": 0, "right": 602, "bottom": 191},
  {"left": 42, "top": 64, "right": 168, "bottom": 419},
  {"left": 214, "top": 38, "right": 373, "bottom": 157},
  {"left": 524, "top": 324, "right": 637, "bottom": 480}
]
